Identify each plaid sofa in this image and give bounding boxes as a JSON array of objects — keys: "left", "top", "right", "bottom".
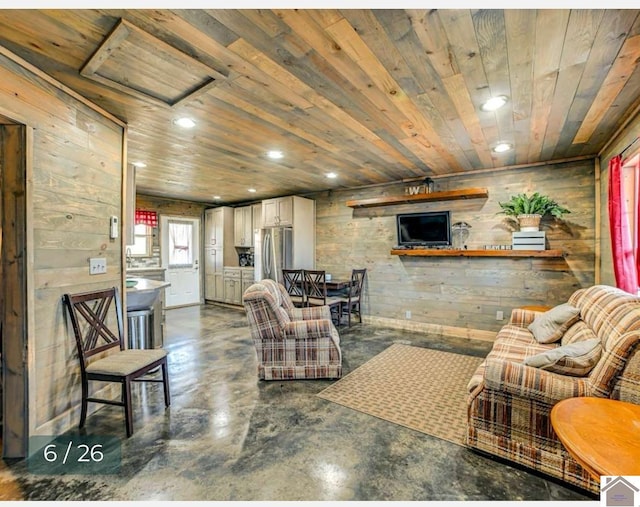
[
  {"left": 243, "top": 279, "right": 342, "bottom": 380},
  {"left": 466, "top": 285, "right": 640, "bottom": 493}
]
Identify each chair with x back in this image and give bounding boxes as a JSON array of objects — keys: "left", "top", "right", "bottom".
[
  {"left": 63, "top": 286, "right": 170, "bottom": 437},
  {"left": 282, "top": 269, "right": 305, "bottom": 307},
  {"left": 339, "top": 268, "right": 367, "bottom": 326},
  {"left": 303, "top": 270, "right": 343, "bottom": 325}
]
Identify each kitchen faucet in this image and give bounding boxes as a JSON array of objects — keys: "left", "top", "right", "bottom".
[{"left": 126, "top": 247, "right": 132, "bottom": 269}]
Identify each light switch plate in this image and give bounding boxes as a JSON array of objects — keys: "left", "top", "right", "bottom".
[{"left": 89, "top": 258, "right": 107, "bottom": 275}]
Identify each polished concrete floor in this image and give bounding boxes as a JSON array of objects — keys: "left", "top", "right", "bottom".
[{"left": 0, "top": 304, "right": 593, "bottom": 501}]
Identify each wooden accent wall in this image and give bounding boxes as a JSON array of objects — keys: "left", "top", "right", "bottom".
[
  {"left": 136, "top": 194, "right": 209, "bottom": 218},
  {"left": 0, "top": 50, "right": 126, "bottom": 438},
  {"left": 597, "top": 112, "right": 640, "bottom": 286},
  {"left": 313, "top": 159, "right": 595, "bottom": 334}
]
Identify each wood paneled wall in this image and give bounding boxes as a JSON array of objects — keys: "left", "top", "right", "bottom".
[
  {"left": 0, "top": 50, "right": 126, "bottom": 436},
  {"left": 313, "top": 159, "right": 595, "bottom": 334},
  {"left": 598, "top": 111, "right": 640, "bottom": 286},
  {"left": 136, "top": 194, "right": 209, "bottom": 218}
]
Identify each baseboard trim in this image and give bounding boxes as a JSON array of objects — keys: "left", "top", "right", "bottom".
[{"left": 362, "top": 315, "right": 497, "bottom": 342}]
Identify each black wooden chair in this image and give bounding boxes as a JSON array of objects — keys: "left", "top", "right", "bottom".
[
  {"left": 282, "top": 269, "right": 305, "bottom": 307},
  {"left": 338, "top": 268, "right": 367, "bottom": 326},
  {"left": 303, "top": 270, "right": 343, "bottom": 325},
  {"left": 62, "top": 287, "right": 170, "bottom": 437}
]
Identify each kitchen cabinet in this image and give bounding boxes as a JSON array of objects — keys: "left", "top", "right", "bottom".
[
  {"left": 262, "top": 196, "right": 294, "bottom": 227},
  {"left": 223, "top": 267, "right": 242, "bottom": 305},
  {"left": 204, "top": 207, "right": 237, "bottom": 302},
  {"left": 252, "top": 203, "right": 262, "bottom": 234},
  {"left": 241, "top": 267, "right": 255, "bottom": 297},
  {"left": 234, "top": 205, "right": 253, "bottom": 247}
]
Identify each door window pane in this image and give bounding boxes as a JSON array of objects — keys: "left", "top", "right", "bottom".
[{"left": 168, "top": 220, "right": 193, "bottom": 267}]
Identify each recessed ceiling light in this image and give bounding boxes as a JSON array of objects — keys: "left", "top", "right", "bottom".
[
  {"left": 480, "top": 96, "right": 508, "bottom": 112},
  {"left": 174, "top": 117, "right": 196, "bottom": 129},
  {"left": 326, "top": 172, "right": 337, "bottom": 179},
  {"left": 493, "top": 142, "right": 513, "bottom": 153},
  {"left": 267, "top": 150, "right": 284, "bottom": 159},
  {"left": 248, "top": 188, "right": 257, "bottom": 193},
  {"left": 132, "top": 161, "right": 147, "bottom": 168}
]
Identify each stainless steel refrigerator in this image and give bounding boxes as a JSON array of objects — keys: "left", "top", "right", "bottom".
[{"left": 254, "top": 227, "right": 293, "bottom": 283}]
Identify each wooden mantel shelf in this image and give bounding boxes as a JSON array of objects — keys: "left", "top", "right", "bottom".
[
  {"left": 390, "top": 248, "right": 564, "bottom": 258},
  {"left": 346, "top": 187, "right": 489, "bottom": 208}
]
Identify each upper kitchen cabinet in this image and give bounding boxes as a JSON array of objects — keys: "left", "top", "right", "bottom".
[
  {"left": 234, "top": 205, "right": 253, "bottom": 247},
  {"left": 262, "top": 196, "right": 294, "bottom": 227}
]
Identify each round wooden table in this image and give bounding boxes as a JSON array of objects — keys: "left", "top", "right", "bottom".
[{"left": 551, "top": 397, "right": 640, "bottom": 479}]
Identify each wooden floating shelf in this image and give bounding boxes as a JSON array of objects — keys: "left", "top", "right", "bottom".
[
  {"left": 346, "top": 187, "right": 489, "bottom": 208},
  {"left": 390, "top": 249, "right": 564, "bottom": 258}
]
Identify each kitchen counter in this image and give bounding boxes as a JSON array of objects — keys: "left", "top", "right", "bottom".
[
  {"left": 125, "top": 277, "right": 171, "bottom": 311},
  {"left": 126, "top": 277, "right": 170, "bottom": 293}
]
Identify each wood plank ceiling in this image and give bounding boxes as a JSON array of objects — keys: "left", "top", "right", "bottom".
[{"left": 0, "top": 9, "right": 639, "bottom": 204}]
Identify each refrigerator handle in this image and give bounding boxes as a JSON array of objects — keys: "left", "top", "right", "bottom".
[
  {"left": 273, "top": 228, "right": 280, "bottom": 284},
  {"left": 263, "top": 231, "right": 271, "bottom": 277}
]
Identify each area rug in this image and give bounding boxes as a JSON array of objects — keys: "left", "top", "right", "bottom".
[{"left": 317, "top": 343, "right": 484, "bottom": 446}]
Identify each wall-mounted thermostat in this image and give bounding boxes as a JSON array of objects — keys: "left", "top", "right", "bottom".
[{"left": 110, "top": 216, "right": 119, "bottom": 239}]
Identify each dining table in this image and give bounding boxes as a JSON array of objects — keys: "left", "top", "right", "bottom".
[{"left": 325, "top": 279, "right": 352, "bottom": 292}]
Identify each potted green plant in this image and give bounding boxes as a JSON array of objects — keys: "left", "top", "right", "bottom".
[{"left": 498, "top": 192, "right": 571, "bottom": 231}]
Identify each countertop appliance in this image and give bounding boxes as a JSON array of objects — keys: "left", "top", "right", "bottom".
[{"left": 238, "top": 252, "right": 254, "bottom": 267}]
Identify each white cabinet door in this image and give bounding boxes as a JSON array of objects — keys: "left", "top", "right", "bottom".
[
  {"left": 276, "top": 197, "right": 293, "bottom": 226},
  {"left": 234, "top": 206, "right": 253, "bottom": 246},
  {"left": 262, "top": 199, "right": 279, "bottom": 227},
  {"left": 262, "top": 197, "right": 293, "bottom": 227}
]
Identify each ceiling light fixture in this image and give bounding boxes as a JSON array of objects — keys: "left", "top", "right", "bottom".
[
  {"left": 248, "top": 188, "right": 257, "bottom": 193},
  {"left": 132, "top": 161, "right": 147, "bottom": 168},
  {"left": 493, "top": 142, "right": 513, "bottom": 153},
  {"left": 480, "top": 95, "right": 508, "bottom": 112},
  {"left": 326, "top": 172, "right": 337, "bottom": 179},
  {"left": 213, "top": 195, "right": 221, "bottom": 200},
  {"left": 174, "top": 117, "right": 196, "bottom": 129},
  {"left": 267, "top": 150, "right": 284, "bottom": 159}
]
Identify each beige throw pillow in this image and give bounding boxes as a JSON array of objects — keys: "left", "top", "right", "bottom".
[
  {"left": 524, "top": 338, "right": 602, "bottom": 376},
  {"left": 527, "top": 303, "right": 580, "bottom": 344}
]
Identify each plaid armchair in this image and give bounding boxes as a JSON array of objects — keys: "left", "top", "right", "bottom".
[
  {"left": 243, "top": 279, "right": 342, "bottom": 380},
  {"left": 466, "top": 285, "right": 640, "bottom": 493}
]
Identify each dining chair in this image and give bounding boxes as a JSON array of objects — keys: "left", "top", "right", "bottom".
[
  {"left": 339, "top": 268, "right": 367, "bottom": 326},
  {"left": 303, "top": 270, "right": 343, "bottom": 325},
  {"left": 282, "top": 268, "right": 305, "bottom": 307},
  {"left": 62, "top": 287, "right": 170, "bottom": 437}
]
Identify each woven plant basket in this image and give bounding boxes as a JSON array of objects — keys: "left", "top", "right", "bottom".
[{"left": 517, "top": 214, "right": 542, "bottom": 232}]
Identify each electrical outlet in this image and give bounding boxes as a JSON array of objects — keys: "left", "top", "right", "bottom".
[
  {"left": 89, "top": 258, "right": 107, "bottom": 275},
  {"left": 496, "top": 310, "right": 504, "bottom": 321},
  {"left": 405, "top": 310, "right": 412, "bottom": 319}
]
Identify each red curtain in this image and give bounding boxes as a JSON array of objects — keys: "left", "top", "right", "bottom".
[
  {"left": 608, "top": 154, "right": 638, "bottom": 293},
  {"left": 135, "top": 209, "right": 158, "bottom": 228}
]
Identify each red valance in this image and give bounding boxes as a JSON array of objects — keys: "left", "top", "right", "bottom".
[{"left": 135, "top": 209, "right": 158, "bottom": 228}]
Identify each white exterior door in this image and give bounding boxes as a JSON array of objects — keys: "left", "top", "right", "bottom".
[{"left": 161, "top": 216, "right": 201, "bottom": 308}]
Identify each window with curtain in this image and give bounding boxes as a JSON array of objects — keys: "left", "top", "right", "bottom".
[
  {"left": 609, "top": 150, "right": 640, "bottom": 295},
  {"left": 168, "top": 220, "right": 193, "bottom": 267}
]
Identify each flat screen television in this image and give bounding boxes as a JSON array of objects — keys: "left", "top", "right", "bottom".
[{"left": 396, "top": 211, "right": 451, "bottom": 247}]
